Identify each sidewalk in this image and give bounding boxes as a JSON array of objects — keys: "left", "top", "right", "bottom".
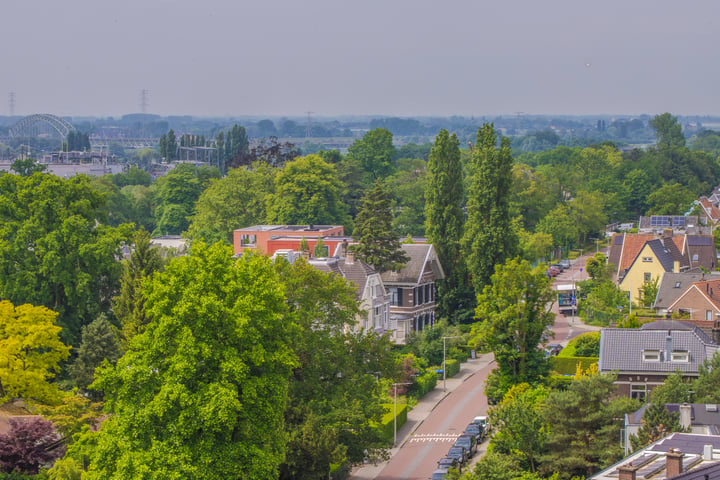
[{"left": 349, "top": 354, "right": 495, "bottom": 480}]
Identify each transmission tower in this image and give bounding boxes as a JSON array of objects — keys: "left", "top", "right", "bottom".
[
  {"left": 140, "top": 89, "right": 149, "bottom": 114},
  {"left": 8, "top": 92, "right": 15, "bottom": 116},
  {"left": 306, "top": 111, "right": 313, "bottom": 138}
]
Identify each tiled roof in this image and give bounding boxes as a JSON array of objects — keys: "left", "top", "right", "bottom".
[
  {"left": 599, "top": 320, "right": 717, "bottom": 374},
  {"left": 700, "top": 197, "right": 720, "bottom": 223},
  {"left": 308, "top": 256, "right": 376, "bottom": 300},
  {"left": 608, "top": 234, "right": 624, "bottom": 271},
  {"left": 381, "top": 244, "right": 444, "bottom": 285},
  {"left": 618, "top": 234, "right": 657, "bottom": 274},
  {"left": 682, "top": 280, "right": 720, "bottom": 312},
  {"left": 655, "top": 272, "right": 707, "bottom": 310},
  {"left": 627, "top": 404, "right": 720, "bottom": 429}
]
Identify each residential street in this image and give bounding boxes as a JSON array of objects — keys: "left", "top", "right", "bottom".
[{"left": 350, "top": 253, "right": 601, "bottom": 480}]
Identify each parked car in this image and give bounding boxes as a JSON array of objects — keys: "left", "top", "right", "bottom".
[
  {"left": 430, "top": 468, "right": 450, "bottom": 480},
  {"left": 551, "top": 262, "right": 565, "bottom": 272},
  {"left": 437, "top": 456, "right": 461, "bottom": 472},
  {"left": 447, "top": 446, "right": 468, "bottom": 464},
  {"left": 546, "top": 266, "right": 559, "bottom": 278},
  {"left": 545, "top": 343, "right": 563, "bottom": 357},
  {"left": 454, "top": 434, "right": 477, "bottom": 457},
  {"left": 464, "top": 423, "right": 484, "bottom": 443},
  {"left": 472, "top": 415, "right": 490, "bottom": 434},
  {"left": 559, "top": 259, "right": 571, "bottom": 270}
]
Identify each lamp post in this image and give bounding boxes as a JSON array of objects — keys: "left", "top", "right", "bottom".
[
  {"left": 392, "top": 382, "right": 413, "bottom": 446},
  {"left": 443, "top": 336, "right": 460, "bottom": 392}
]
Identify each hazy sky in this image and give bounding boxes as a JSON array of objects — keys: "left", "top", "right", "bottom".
[{"left": 3, "top": 0, "right": 718, "bottom": 117}]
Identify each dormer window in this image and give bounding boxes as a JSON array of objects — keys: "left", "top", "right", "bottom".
[
  {"left": 674, "top": 282, "right": 682, "bottom": 288},
  {"left": 671, "top": 350, "right": 689, "bottom": 362},
  {"left": 643, "top": 350, "right": 661, "bottom": 362},
  {"left": 642, "top": 257, "right": 653, "bottom": 262}
]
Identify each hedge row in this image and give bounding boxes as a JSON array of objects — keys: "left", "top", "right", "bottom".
[
  {"left": 549, "top": 356, "right": 598, "bottom": 375},
  {"left": 409, "top": 369, "right": 438, "bottom": 399}
]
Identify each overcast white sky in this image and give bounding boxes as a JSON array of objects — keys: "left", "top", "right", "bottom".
[{"left": 2, "top": 0, "right": 718, "bottom": 117}]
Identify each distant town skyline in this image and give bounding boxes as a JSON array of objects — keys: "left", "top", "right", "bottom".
[{"left": 3, "top": 0, "right": 718, "bottom": 118}]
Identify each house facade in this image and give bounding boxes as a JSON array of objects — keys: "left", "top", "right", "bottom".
[
  {"left": 667, "top": 279, "right": 720, "bottom": 338},
  {"left": 619, "top": 238, "right": 686, "bottom": 304},
  {"left": 380, "top": 244, "right": 445, "bottom": 344}
]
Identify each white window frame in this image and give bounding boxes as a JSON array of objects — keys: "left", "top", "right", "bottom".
[
  {"left": 631, "top": 383, "right": 647, "bottom": 401},
  {"left": 671, "top": 350, "right": 689, "bottom": 362},
  {"left": 643, "top": 350, "right": 661, "bottom": 362}
]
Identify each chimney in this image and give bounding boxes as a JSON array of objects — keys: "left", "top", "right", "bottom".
[
  {"left": 666, "top": 332, "right": 672, "bottom": 362},
  {"left": 346, "top": 249, "right": 355, "bottom": 264},
  {"left": 619, "top": 462, "right": 639, "bottom": 480},
  {"left": 673, "top": 260, "right": 680, "bottom": 273},
  {"left": 704, "top": 444, "right": 713, "bottom": 461},
  {"left": 663, "top": 228, "right": 673, "bottom": 239},
  {"left": 679, "top": 403, "right": 692, "bottom": 430},
  {"left": 666, "top": 448, "right": 684, "bottom": 478},
  {"left": 341, "top": 239, "right": 348, "bottom": 257}
]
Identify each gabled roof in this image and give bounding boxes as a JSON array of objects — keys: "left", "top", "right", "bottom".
[
  {"left": 380, "top": 244, "right": 445, "bottom": 285},
  {"left": 684, "top": 236, "right": 718, "bottom": 271},
  {"left": 699, "top": 197, "right": 720, "bottom": 223},
  {"left": 669, "top": 279, "right": 720, "bottom": 314},
  {"left": 616, "top": 233, "right": 657, "bottom": 275},
  {"left": 598, "top": 320, "right": 717, "bottom": 374},
  {"left": 622, "top": 238, "right": 687, "bottom": 280},
  {"left": 309, "top": 256, "right": 377, "bottom": 300},
  {"left": 608, "top": 234, "right": 625, "bottom": 270},
  {"left": 655, "top": 272, "right": 707, "bottom": 310}
]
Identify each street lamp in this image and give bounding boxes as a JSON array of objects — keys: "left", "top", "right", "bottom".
[
  {"left": 443, "top": 336, "right": 460, "bottom": 392},
  {"left": 392, "top": 382, "right": 413, "bottom": 446}
]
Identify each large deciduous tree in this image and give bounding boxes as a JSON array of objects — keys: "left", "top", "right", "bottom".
[
  {"left": 69, "top": 314, "right": 121, "bottom": 397},
  {"left": 187, "top": 163, "right": 275, "bottom": 244},
  {"left": 463, "top": 124, "right": 518, "bottom": 295},
  {"left": 351, "top": 181, "right": 409, "bottom": 273},
  {"left": 0, "top": 301, "right": 70, "bottom": 404},
  {"left": 0, "top": 173, "right": 132, "bottom": 346},
  {"left": 267, "top": 154, "right": 349, "bottom": 226},
  {"left": 472, "top": 258, "right": 554, "bottom": 398},
  {"left": 346, "top": 127, "right": 397, "bottom": 181},
  {"left": 153, "top": 163, "right": 220, "bottom": 236},
  {"left": 424, "top": 129, "right": 473, "bottom": 323},
  {"left": 277, "top": 260, "right": 396, "bottom": 479},
  {"left": 74, "top": 243, "right": 296, "bottom": 479}
]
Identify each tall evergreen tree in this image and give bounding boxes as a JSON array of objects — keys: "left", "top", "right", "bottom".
[
  {"left": 424, "top": 129, "right": 474, "bottom": 322},
  {"left": 70, "top": 313, "right": 121, "bottom": 397},
  {"left": 112, "top": 229, "right": 164, "bottom": 343},
  {"left": 463, "top": 123, "right": 518, "bottom": 296},
  {"left": 351, "top": 181, "right": 409, "bottom": 273}
]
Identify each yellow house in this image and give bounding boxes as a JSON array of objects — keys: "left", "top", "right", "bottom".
[{"left": 619, "top": 239, "right": 686, "bottom": 304}]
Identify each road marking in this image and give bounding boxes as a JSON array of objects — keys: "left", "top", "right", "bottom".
[{"left": 408, "top": 433, "right": 459, "bottom": 443}]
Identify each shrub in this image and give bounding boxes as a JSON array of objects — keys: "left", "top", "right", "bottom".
[
  {"left": 377, "top": 403, "right": 408, "bottom": 443},
  {"left": 410, "top": 370, "right": 438, "bottom": 399}
]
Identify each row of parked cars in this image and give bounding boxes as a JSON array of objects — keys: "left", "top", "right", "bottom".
[
  {"left": 430, "top": 416, "right": 489, "bottom": 480},
  {"left": 546, "top": 258, "right": 572, "bottom": 277}
]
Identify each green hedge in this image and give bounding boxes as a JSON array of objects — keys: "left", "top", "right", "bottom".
[
  {"left": 549, "top": 356, "right": 598, "bottom": 375},
  {"left": 377, "top": 402, "right": 408, "bottom": 442},
  {"left": 445, "top": 358, "right": 460, "bottom": 378},
  {"left": 410, "top": 369, "right": 438, "bottom": 399}
]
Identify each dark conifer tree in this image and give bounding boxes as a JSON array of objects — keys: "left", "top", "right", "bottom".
[{"left": 351, "top": 181, "right": 409, "bottom": 273}]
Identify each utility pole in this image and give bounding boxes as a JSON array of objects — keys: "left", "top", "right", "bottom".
[
  {"left": 306, "top": 111, "right": 313, "bottom": 138},
  {"left": 8, "top": 91, "right": 15, "bottom": 116}
]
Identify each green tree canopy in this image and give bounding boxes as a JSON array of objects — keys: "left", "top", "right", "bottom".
[
  {"left": 73, "top": 243, "right": 296, "bottom": 479},
  {"left": 472, "top": 258, "right": 554, "bottom": 396},
  {"left": 463, "top": 124, "right": 518, "bottom": 295},
  {"left": 69, "top": 314, "right": 121, "bottom": 397},
  {"left": 187, "top": 163, "right": 275, "bottom": 244},
  {"left": 267, "top": 154, "right": 349, "bottom": 226},
  {"left": 0, "top": 173, "right": 132, "bottom": 345},
  {"left": 346, "top": 127, "right": 397, "bottom": 180}
]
